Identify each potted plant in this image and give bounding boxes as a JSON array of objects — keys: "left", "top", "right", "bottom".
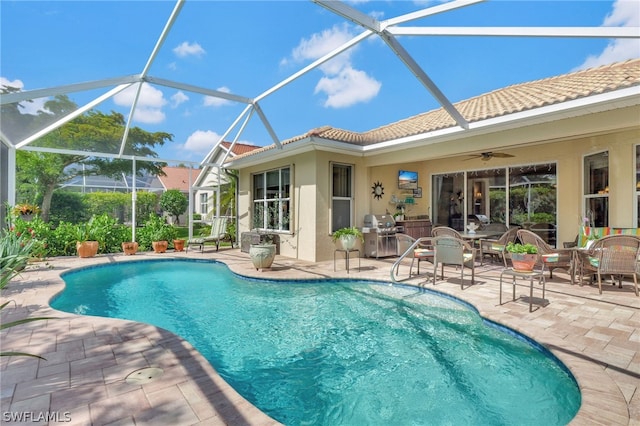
[
  {"left": 505, "top": 242, "right": 538, "bottom": 271},
  {"left": 173, "top": 238, "right": 186, "bottom": 252},
  {"left": 144, "top": 215, "right": 177, "bottom": 254},
  {"left": 12, "top": 203, "right": 40, "bottom": 221},
  {"left": 249, "top": 233, "right": 276, "bottom": 271},
  {"left": 75, "top": 222, "right": 99, "bottom": 258},
  {"left": 121, "top": 241, "right": 139, "bottom": 255},
  {"left": 331, "top": 227, "right": 364, "bottom": 251}
]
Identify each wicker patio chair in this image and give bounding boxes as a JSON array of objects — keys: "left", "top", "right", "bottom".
[
  {"left": 431, "top": 226, "right": 463, "bottom": 239},
  {"left": 479, "top": 227, "right": 519, "bottom": 266},
  {"left": 516, "top": 229, "right": 574, "bottom": 283},
  {"left": 591, "top": 235, "right": 640, "bottom": 296},
  {"left": 432, "top": 236, "right": 476, "bottom": 289}
]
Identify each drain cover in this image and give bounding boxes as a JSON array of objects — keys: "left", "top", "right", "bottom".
[{"left": 125, "top": 367, "right": 164, "bottom": 385}]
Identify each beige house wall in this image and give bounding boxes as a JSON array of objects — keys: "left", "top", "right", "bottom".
[{"left": 237, "top": 106, "right": 639, "bottom": 263}]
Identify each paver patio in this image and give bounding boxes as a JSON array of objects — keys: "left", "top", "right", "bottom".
[{"left": 1, "top": 248, "right": 638, "bottom": 425}]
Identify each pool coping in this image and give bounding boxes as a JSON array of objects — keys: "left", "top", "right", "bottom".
[{"left": 1, "top": 250, "right": 638, "bottom": 425}]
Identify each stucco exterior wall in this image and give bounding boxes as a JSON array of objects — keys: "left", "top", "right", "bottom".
[{"left": 235, "top": 105, "right": 639, "bottom": 263}]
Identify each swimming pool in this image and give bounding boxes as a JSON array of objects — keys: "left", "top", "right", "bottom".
[{"left": 52, "top": 259, "right": 580, "bottom": 425}]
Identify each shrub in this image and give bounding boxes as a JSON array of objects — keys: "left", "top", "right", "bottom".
[
  {"left": 160, "top": 189, "right": 188, "bottom": 225},
  {"left": 9, "top": 217, "right": 51, "bottom": 259},
  {"left": 137, "top": 214, "right": 177, "bottom": 250},
  {"left": 50, "top": 192, "right": 89, "bottom": 224}
]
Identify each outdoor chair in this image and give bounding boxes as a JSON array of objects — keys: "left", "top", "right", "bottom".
[
  {"left": 516, "top": 229, "right": 574, "bottom": 283},
  {"left": 431, "top": 226, "right": 463, "bottom": 239},
  {"left": 186, "top": 217, "right": 228, "bottom": 252},
  {"left": 480, "top": 222, "right": 508, "bottom": 235},
  {"left": 479, "top": 227, "right": 519, "bottom": 266},
  {"left": 578, "top": 235, "right": 640, "bottom": 296},
  {"left": 431, "top": 236, "right": 476, "bottom": 289}
]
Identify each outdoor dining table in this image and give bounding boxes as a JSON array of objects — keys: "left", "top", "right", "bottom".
[{"left": 460, "top": 232, "right": 492, "bottom": 240}]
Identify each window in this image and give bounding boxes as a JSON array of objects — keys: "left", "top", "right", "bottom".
[
  {"left": 584, "top": 152, "right": 608, "bottom": 227},
  {"left": 331, "top": 163, "right": 353, "bottom": 233},
  {"left": 252, "top": 167, "right": 290, "bottom": 232},
  {"left": 200, "top": 193, "right": 208, "bottom": 215},
  {"left": 432, "top": 163, "right": 558, "bottom": 245}
]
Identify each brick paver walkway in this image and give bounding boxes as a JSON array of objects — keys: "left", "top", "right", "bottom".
[{"left": 1, "top": 249, "right": 638, "bottom": 425}]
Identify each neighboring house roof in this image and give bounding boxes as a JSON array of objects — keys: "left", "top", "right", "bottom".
[
  {"left": 194, "top": 141, "right": 262, "bottom": 188},
  {"left": 158, "top": 166, "right": 201, "bottom": 191},
  {"left": 221, "top": 141, "right": 262, "bottom": 156},
  {"left": 228, "top": 58, "right": 640, "bottom": 162}
]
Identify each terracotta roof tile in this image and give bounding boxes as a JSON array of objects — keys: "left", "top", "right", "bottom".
[
  {"left": 220, "top": 141, "right": 262, "bottom": 155},
  {"left": 231, "top": 59, "right": 640, "bottom": 160},
  {"left": 158, "top": 166, "right": 201, "bottom": 191}
]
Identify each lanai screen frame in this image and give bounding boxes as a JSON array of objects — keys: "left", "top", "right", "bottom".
[{"left": 1, "top": 0, "right": 638, "bottom": 234}]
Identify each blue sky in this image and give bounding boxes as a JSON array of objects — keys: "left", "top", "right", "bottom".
[{"left": 2, "top": 0, "right": 639, "bottom": 164}]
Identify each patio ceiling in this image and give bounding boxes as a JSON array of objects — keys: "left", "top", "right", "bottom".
[{"left": 1, "top": 0, "right": 638, "bottom": 169}]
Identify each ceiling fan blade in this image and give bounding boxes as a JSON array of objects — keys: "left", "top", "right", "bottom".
[{"left": 491, "top": 152, "right": 515, "bottom": 158}]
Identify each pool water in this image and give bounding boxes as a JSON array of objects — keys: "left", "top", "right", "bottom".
[{"left": 53, "top": 260, "right": 580, "bottom": 425}]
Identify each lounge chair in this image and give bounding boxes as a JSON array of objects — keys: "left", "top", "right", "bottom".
[{"left": 186, "top": 217, "right": 228, "bottom": 252}]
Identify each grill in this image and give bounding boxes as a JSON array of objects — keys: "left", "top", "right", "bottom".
[{"left": 362, "top": 214, "right": 398, "bottom": 258}]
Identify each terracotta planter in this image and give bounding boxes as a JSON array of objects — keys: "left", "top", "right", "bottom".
[
  {"left": 249, "top": 243, "right": 276, "bottom": 271},
  {"left": 510, "top": 253, "right": 537, "bottom": 272},
  {"left": 173, "top": 239, "right": 185, "bottom": 252},
  {"left": 76, "top": 241, "right": 99, "bottom": 258},
  {"left": 152, "top": 241, "right": 168, "bottom": 253},
  {"left": 121, "top": 242, "right": 139, "bottom": 255}
]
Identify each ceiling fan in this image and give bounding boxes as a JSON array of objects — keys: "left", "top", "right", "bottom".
[{"left": 465, "top": 151, "right": 515, "bottom": 161}]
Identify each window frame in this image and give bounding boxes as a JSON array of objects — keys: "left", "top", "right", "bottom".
[
  {"left": 582, "top": 150, "right": 609, "bottom": 227},
  {"left": 330, "top": 162, "right": 354, "bottom": 234},
  {"left": 199, "top": 192, "right": 208, "bottom": 215},
  {"left": 251, "top": 166, "right": 291, "bottom": 233}
]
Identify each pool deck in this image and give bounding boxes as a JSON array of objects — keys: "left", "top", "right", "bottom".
[{"left": 1, "top": 248, "right": 638, "bottom": 425}]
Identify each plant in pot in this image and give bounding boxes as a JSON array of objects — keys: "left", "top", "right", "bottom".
[
  {"left": 75, "top": 221, "right": 99, "bottom": 258},
  {"left": 144, "top": 214, "right": 177, "bottom": 254},
  {"left": 249, "top": 233, "right": 277, "bottom": 271},
  {"left": 331, "top": 227, "right": 364, "bottom": 251},
  {"left": 121, "top": 241, "right": 139, "bottom": 255},
  {"left": 505, "top": 242, "right": 538, "bottom": 272},
  {"left": 12, "top": 203, "right": 40, "bottom": 221}
]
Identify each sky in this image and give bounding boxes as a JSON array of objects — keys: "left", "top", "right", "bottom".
[{"left": 1, "top": 0, "right": 639, "bottom": 164}]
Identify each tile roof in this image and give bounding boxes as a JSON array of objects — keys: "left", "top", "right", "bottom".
[
  {"left": 158, "top": 166, "right": 201, "bottom": 191},
  {"left": 232, "top": 58, "right": 640, "bottom": 159},
  {"left": 220, "top": 141, "right": 262, "bottom": 155}
]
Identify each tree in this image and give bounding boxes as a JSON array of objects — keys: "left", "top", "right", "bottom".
[
  {"left": 12, "top": 95, "right": 172, "bottom": 221},
  {"left": 160, "top": 189, "right": 188, "bottom": 225}
]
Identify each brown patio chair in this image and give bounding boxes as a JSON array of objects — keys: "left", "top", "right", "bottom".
[
  {"left": 590, "top": 235, "right": 640, "bottom": 296},
  {"left": 516, "top": 229, "right": 574, "bottom": 283},
  {"left": 479, "top": 227, "right": 519, "bottom": 266}
]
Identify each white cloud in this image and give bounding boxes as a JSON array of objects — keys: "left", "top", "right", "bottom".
[
  {"left": 315, "top": 68, "right": 381, "bottom": 108},
  {"left": 574, "top": 0, "right": 640, "bottom": 70},
  {"left": 173, "top": 41, "right": 206, "bottom": 58},
  {"left": 286, "top": 23, "right": 381, "bottom": 108},
  {"left": 113, "top": 83, "right": 167, "bottom": 124},
  {"left": 182, "top": 130, "right": 223, "bottom": 154},
  {"left": 203, "top": 86, "right": 233, "bottom": 107},
  {"left": 0, "top": 77, "right": 50, "bottom": 115},
  {"left": 171, "top": 91, "right": 189, "bottom": 108}
]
